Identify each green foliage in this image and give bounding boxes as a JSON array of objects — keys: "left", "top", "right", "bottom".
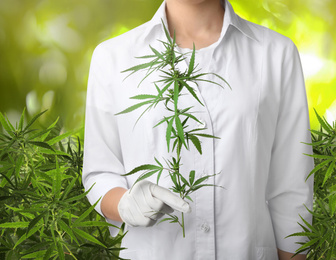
[
  {"left": 0, "top": 110, "right": 125, "bottom": 259},
  {"left": 117, "top": 21, "right": 229, "bottom": 237},
  {"left": 0, "top": 0, "right": 335, "bottom": 131},
  {"left": 288, "top": 109, "right": 336, "bottom": 259}
]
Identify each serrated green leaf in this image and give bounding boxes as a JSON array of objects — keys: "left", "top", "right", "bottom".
[
  {"left": 0, "top": 133, "right": 11, "bottom": 141},
  {"left": 173, "top": 80, "right": 179, "bottom": 112},
  {"left": 154, "top": 116, "right": 171, "bottom": 128},
  {"left": 27, "top": 128, "right": 51, "bottom": 141},
  {"left": 185, "top": 195, "right": 193, "bottom": 202},
  {"left": 170, "top": 172, "right": 178, "bottom": 186},
  {"left": 175, "top": 116, "right": 185, "bottom": 146},
  {"left": 179, "top": 112, "right": 201, "bottom": 125},
  {"left": 156, "top": 169, "right": 163, "bottom": 185},
  {"left": 0, "top": 222, "right": 29, "bottom": 228},
  {"left": 28, "top": 141, "right": 55, "bottom": 152},
  {"left": 189, "top": 135, "right": 202, "bottom": 154},
  {"left": 304, "top": 153, "right": 334, "bottom": 159},
  {"left": 63, "top": 185, "right": 92, "bottom": 203},
  {"left": 322, "top": 161, "right": 335, "bottom": 186},
  {"left": 166, "top": 118, "right": 174, "bottom": 151},
  {"left": 74, "top": 199, "right": 100, "bottom": 226},
  {"left": 61, "top": 176, "right": 77, "bottom": 200},
  {"left": 56, "top": 240, "right": 65, "bottom": 260},
  {"left": 295, "top": 237, "right": 320, "bottom": 253},
  {"left": 187, "top": 43, "right": 195, "bottom": 76},
  {"left": 32, "top": 180, "right": 48, "bottom": 198},
  {"left": 306, "top": 158, "right": 332, "bottom": 180},
  {"left": 6, "top": 205, "right": 35, "bottom": 218},
  {"left": 134, "top": 170, "right": 160, "bottom": 185},
  {"left": 299, "top": 214, "right": 316, "bottom": 233},
  {"left": 0, "top": 168, "right": 15, "bottom": 189},
  {"left": 135, "top": 54, "right": 157, "bottom": 59},
  {"left": 130, "top": 94, "right": 157, "bottom": 100},
  {"left": 310, "top": 129, "right": 330, "bottom": 138},
  {"left": 23, "top": 110, "right": 47, "bottom": 133},
  {"left": 46, "top": 130, "right": 75, "bottom": 145},
  {"left": 159, "top": 80, "right": 174, "bottom": 97},
  {"left": 161, "top": 19, "right": 172, "bottom": 45},
  {"left": 39, "top": 148, "right": 69, "bottom": 156},
  {"left": 190, "top": 184, "right": 216, "bottom": 193},
  {"left": 121, "top": 60, "right": 160, "bottom": 74},
  {"left": 50, "top": 221, "right": 56, "bottom": 245},
  {"left": 14, "top": 225, "right": 40, "bottom": 249},
  {"left": 149, "top": 45, "right": 164, "bottom": 60},
  {"left": 178, "top": 80, "right": 203, "bottom": 106},
  {"left": 19, "top": 108, "right": 25, "bottom": 131},
  {"left": 52, "top": 159, "right": 62, "bottom": 199},
  {"left": 179, "top": 173, "right": 189, "bottom": 187},
  {"left": 194, "top": 78, "right": 224, "bottom": 88},
  {"left": 73, "top": 228, "right": 106, "bottom": 247},
  {"left": 189, "top": 170, "right": 195, "bottom": 185},
  {"left": 21, "top": 250, "right": 47, "bottom": 259},
  {"left": 314, "top": 108, "right": 333, "bottom": 134},
  {"left": 73, "top": 221, "right": 117, "bottom": 228},
  {"left": 158, "top": 217, "right": 175, "bottom": 224},
  {"left": 115, "top": 100, "right": 152, "bottom": 115},
  {"left": 286, "top": 231, "right": 318, "bottom": 238},
  {"left": 194, "top": 133, "right": 220, "bottom": 139},
  {"left": 193, "top": 174, "right": 214, "bottom": 187},
  {"left": 27, "top": 211, "right": 46, "bottom": 235},
  {"left": 0, "top": 139, "right": 16, "bottom": 158},
  {"left": 20, "top": 242, "right": 50, "bottom": 256},
  {"left": 41, "top": 117, "right": 59, "bottom": 141},
  {"left": 123, "top": 164, "right": 161, "bottom": 176},
  {"left": 0, "top": 112, "right": 14, "bottom": 137},
  {"left": 211, "top": 73, "right": 231, "bottom": 89},
  {"left": 57, "top": 219, "right": 79, "bottom": 246},
  {"left": 154, "top": 157, "right": 163, "bottom": 167},
  {"left": 43, "top": 244, "right": 55, "bottom": 260},
  {"left": 329, "top": 193, "right": 336, "bottom": 216}
]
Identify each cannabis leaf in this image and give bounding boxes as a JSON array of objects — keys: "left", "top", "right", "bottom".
[{"left": 117, "top": 20, "right": 230, "bottom": 237}]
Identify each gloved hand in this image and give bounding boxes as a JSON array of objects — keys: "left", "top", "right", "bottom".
[{"left": 118, "top": 180, "right": 191, "bottom": 227}]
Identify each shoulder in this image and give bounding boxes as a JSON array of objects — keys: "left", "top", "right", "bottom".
[
  {"left": 91, "top": 20, "right": 153, "bottom": 61},
  {"left": 238, "top": 16, "right": 296, "bottom": 52}
]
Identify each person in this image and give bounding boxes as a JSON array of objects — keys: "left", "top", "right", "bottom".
[{"left": 82, "top": 0, "right": 314, "bottom": 259}]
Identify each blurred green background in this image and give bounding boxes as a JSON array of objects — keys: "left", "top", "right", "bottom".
[{"left": 0, "top": 0, "right": 335, "bottom": 131}]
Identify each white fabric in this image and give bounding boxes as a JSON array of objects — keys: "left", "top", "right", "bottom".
[
  {"left": 118, "top": 180, "right": 191, "bottom": 227},
  {"left": 82, "top": 0, "right": 314, "bottom": 259}
]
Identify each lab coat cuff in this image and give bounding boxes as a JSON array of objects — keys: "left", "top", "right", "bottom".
[
  {"left": 274, "top": 214, "right": 312, "bottom": 254},
  {"left": 83, "top": 172, "right": 127, "bottom": 234}
]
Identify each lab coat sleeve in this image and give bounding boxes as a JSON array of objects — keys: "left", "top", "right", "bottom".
[
  {"left": 82, "top": 43, "right": 127, "bottom": 232},
  {"left": 266, "top": 41, "right": 314, "bottom": 253}
]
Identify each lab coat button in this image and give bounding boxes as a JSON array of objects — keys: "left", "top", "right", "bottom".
[{"left": 200, "top": 223, "right": 210, "bottom": 233}]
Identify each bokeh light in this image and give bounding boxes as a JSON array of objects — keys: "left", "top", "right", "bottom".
[{"left": 0, "top": 0, "right": 335, "bottom": 130}]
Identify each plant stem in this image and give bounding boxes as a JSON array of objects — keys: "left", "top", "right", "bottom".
[{"left": 182, "top": 212, "right": 185, "bottom": 238}]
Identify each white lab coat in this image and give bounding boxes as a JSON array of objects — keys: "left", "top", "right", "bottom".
[{"left": 82, "top": 1, "right": 314, "bottom": 259}]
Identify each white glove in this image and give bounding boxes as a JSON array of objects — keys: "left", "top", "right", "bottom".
[{"left": 118, "top": 180, "right": 191, "bottom": 227}]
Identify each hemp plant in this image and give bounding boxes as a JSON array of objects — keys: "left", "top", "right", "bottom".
[
  {"left": 0, "top": 109, "right": 125, "bottom": 259},
  {"left": 117, "top": 21, "right": 230, "bottom": 237},
  {"left": 288, "top": 110, "right": 336, "bottom": 259}
]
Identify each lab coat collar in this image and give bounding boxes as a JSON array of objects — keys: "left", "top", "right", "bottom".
[{"left": 146, "top": 0, "right": 259, "bottom": 43}]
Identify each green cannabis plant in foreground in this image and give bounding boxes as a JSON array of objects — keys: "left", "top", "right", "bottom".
[
  {"left": 117, "top": 21, "right": 230, "bottom": 237},
  {"left": 0, "top": 110, "right": 125, "bottom": 260},
  {"left": 288, "top": 109, "right": 336, "bottom": 259}
]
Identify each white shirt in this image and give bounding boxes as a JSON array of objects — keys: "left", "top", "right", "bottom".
[{"left": 83, "top": 1, "right": 314, "bottom": 259}]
